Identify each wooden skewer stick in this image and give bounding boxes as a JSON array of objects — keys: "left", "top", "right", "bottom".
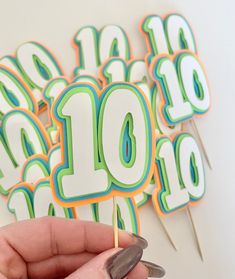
[
  {"left": 186, "top": 206, "right": 204, "bottom": 261},
  {"left": 113, "top": 196, "right": 119, "bottom": 248},
  {"left": 156, "top": 213, "right": 178, "bottom": 251},
  {"left": 190, "top": 119, "right": 212, "bottom": 170},
  {"left": 182, "top": 122, "right": 204, "bottom": 260}
]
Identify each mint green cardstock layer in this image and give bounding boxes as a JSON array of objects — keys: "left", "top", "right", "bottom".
[
  {"left": 164, "top": 14, "right": 197, "bottom": 54},
  {"left": 175, "top": 133, "right": 205, "bottom": 202},
  {"left": 34, "top": 180, "right": 73, "bottom": 218},
  {"left": 100, "top": 57, "right": 182, "bottom": 136},
  {"left": 141, "top": 14, "right": 197, "bottom": 58},
  {"left": 51, "top": 83, "right": 109, "bottom": 206},
  {"left": 176, "top": 52, "right": 211, "bottom": 115},
  {"left": 151, "top": 84, "right": 181, "bottom": 136},
  {"left": 100, "top": 59, "right": 158, "bottom": 206},
  {"left": 7, "top": 181, "right": 73, "bottom": 221},
  {"left": 0, "top": 135, "right": 18, "bottom": 196},
  {"left": 43, "top": 76, "right": 102, "bottom": 144},
  {"left": 7, "top": 179, "right": 139, "bottom": 234},
  {"left": 134, "top": 192, "right": 151, "bottom": 208},
  {"left": 0, "top": 56, "right": 23, "bottom": 78},
  {"left": 51, "top": 82, "right": 154, "bottom": 207},
  {"left": 100, "top": 57, "right": 152, "bottom": 86},
  {"left": 73, "top": 75, "right": 102, "bottom": 90},
  {"left": 100, "top": 57, "right": 181, "bottom": 204},
  {"left": 0, "top": 65, "right": 38, "bottom": 120},
  {"left": 0, "top": 109, "right": 51, "bottom": 195},
  {"left": 8, "top": 185, "right": 34, "bottom": 221},
  {"left": 1, "top": 41, "right": 64, "bottom": 109},
  {"left": 154, "top": 132, "right": 205, "bottom": 214},
  {"left": 43, "top": 77, "right": 69, "bottom": 144},
  {"left": 73, "top": 25, "right": 132, "bottom": 77},
  {"left": 98, "top": 83, "right": 154, "bottom": 197},
  {"left": 48, "top": 143, "right": 139, "bottom": 233},
  {"left": 43, "top": 76, "right": 102, "bottom": 112},
  {"left": 150, "top": 51, "right": 210, "bottom": 125},
  {"left": 16, "top": 41, "right": 64, "bottom": 91},
  {"left": 43, "top": 77, "right": 69, "bottom": 110},
  {"left": 21, "top": 155, "right": 50, "bottom": 185}
]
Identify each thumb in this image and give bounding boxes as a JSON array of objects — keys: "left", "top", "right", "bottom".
[{"left": 66, "top": 245, "right": 148, "bottom": 279}]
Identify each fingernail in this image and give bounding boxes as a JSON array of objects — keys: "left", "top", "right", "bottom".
[
  {"left": 130, "top": 232, "right": 148, "bottom": 249},
  {"left": 106, "top": 245, "right": 143, "bottom": 279},
  {"left": 141, "top": 260, "right": 166, "bottom": 278}
]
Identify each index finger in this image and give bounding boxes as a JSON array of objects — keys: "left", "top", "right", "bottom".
[{"left": 0, "top": 217, "right": 147, "bottom": 263}]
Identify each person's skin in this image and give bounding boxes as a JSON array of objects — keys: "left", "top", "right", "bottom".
[{"left": 0, "top": 217, "right": 165, "bottom": 279}]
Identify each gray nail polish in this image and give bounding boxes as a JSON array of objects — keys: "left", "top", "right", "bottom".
[
  {"left": 141, "top": 260, "right": 166, "bottom": 278},
  {"left": 106, "top": 245, "right": 143, "bottom": 279},
  {"left": 130, "top": 232, "right": 148, "bottom": 249}
]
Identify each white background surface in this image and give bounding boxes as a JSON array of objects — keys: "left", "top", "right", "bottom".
[{"left": 0, "top": 0, "right": 235, "bottom": 278}]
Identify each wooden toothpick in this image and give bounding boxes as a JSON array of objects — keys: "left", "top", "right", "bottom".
[
  {"left": 156, "top": 213, "right": 178, "bottom": 251},
  {"left": 190, "top": 119, "right": 212, "bottom": 170},
  {"left": 113, "top": 196, "right": 119, "bottom": 248},
  {"left": 186, "top": 206, "right": 204, "bottom": 261}
]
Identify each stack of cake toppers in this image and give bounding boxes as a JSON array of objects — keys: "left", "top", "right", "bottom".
[{"left": 0, "top": 14, "right": 211, "bottom": 261}]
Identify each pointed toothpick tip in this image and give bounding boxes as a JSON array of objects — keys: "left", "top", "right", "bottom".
[
  {"left": 187, "top": 206, "right": 204, "bottom": 262},
  {"left": 157, "top": 213, "right": 178, "bottom": 252}
]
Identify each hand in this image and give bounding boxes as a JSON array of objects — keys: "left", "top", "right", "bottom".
[{"left": 0, "top": 217, "right": 165, "bottom": 279}]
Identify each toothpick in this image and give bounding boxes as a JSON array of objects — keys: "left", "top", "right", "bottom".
[
  {"left": 190, "top": 119, "right": 212, "bottom": 170},
  {"left": 156, "top": 213, "right": 178, "bottom": 251},
  {"left": 186, "top": 206, "right": 204, "bottom": 261},
  {"left": 181, "top": 121, "right": 187, "bottom": 131},
  {"left": 182, "top": 122, "right": 204, "bottom": 260},
  {"left": 113, "top": 196, "right": 119, "bottom": 248}
]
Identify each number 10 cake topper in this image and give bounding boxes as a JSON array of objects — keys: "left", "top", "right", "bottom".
[{"left": 51, "top": 82, "right": 155, "bottom": 207}]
